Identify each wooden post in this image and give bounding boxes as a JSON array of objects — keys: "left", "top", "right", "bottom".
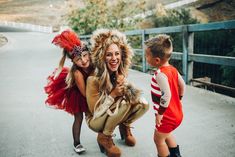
[
  {"left": 141, "top": 30, "right": 148, "bottom": 72},
  {"left": 188, "top": 32, "right": 194, "bottom": 84},
  {"left": 182, "top": 25, "right": 189, "bottom": 83}
]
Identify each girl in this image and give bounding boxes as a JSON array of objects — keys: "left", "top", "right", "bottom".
[{"left": 44, "top": 30, "right": 93, "bottom": 154}]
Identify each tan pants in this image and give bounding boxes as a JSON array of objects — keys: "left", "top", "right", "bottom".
[{"left": 86, "top": 102, "right": 149, "bottom": 135}]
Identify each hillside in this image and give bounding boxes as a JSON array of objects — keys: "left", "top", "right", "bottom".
[
  {"left": 0, "top": 0, "right": 234, "bottom": 26},
  {"left": 0, "top": 0, "right": 82, "bottom": 26},
  {"left": 188, "top": 0, "right": 235, "bottom": 23}
]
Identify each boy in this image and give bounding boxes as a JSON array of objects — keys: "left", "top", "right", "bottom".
[{"left": 145, "top": 34, "right": 185, "bottom": 157}]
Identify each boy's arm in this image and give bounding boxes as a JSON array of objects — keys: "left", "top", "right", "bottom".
[
  {"left": 156, "top": 73, "right": 171, "bottom": 115},
  {"left": 178, "top": 72, "right": 185, "bottom": 100}
]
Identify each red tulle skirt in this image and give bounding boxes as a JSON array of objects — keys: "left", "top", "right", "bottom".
[{"left": 44, "top": 67, "right": 88, "bottom": 115}]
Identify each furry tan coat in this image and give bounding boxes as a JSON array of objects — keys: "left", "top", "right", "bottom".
[{"left": 85, "top": 28, "right": 146, "bottom": 120}]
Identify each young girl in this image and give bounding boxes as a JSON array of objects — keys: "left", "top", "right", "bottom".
[
  {"left": 145, "top": 34, "right": 185, "bottom": 157},
  {"left": 44, "top": 30, "right": 93, "bottom": 154}
]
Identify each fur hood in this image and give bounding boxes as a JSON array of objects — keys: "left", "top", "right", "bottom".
[{"left": 90, "top": 28, "right": 133, "bottom": 77}]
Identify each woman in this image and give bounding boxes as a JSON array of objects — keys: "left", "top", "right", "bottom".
[{"left": 85, "top": 29, "right": 149, "bottom": 157}]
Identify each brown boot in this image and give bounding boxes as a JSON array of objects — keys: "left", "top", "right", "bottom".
[
  {"left": 119, "top": 124, "right": 136, "bottom": 146},
  {"left": 97, "top": 132, "right": 121, "bottom": 157}
]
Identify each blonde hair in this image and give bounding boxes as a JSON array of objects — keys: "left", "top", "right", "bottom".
[
  {"left": 90, "top": 29, "right": 133, "bottom": 93},
  {"left": 66, "top": 64, "right": 77, "bottom": 88},
  {"left": 56, "top": 49, "right": 80, "bottom": 89},
  {"left": 90, "top": 29, "right": 133, "bottom": 110},
  {"left": 145, "top": 34, "right": 173, "bottom": 60}
]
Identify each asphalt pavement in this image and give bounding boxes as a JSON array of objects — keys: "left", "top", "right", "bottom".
[{"left": 0, "top": 32, "right": 235, "bottom": 157}]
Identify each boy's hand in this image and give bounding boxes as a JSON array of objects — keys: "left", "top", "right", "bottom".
[{"left": 156, "top": 114, "right": 163, "bottom": 127}]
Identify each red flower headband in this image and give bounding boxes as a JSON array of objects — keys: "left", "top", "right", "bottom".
[{"left": 52, "top": 30, "right": 88, "bottom": 59}]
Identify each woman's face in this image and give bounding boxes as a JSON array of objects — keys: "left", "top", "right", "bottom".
[
  {"left": 105, "top": 43, "right": 122, "bottom": 73},
  {"left": 72, "top": 51, "right": 90, "bottom": 69}
]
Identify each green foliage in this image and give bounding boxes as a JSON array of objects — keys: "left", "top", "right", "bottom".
[
  {"left": 67, "top": 0, "right": 146, "bottom": 35},
  {"left": 141, "top": 8, "right": 199, "bottom": 72},
  {"left": 193, "top": 30, "right": 235, "bottom": 88},
  {"left": 150, "top": 8, "right": 199, "bottom": 52},
  {"left": 151, "top": 8, "right": 198, "bottom": 27},
  {"left": 221, "top": 47, "right": 235, "bottom": 87}
]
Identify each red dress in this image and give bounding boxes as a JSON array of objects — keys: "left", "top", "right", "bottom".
[
  {"left": 151, "top": 66, "right": 183, "bottom": 133},
  {"left": 44, "top": 67, "right": 91, "bottom": 115}
]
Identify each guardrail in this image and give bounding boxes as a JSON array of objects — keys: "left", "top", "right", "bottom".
[
  {"left": 81, "top": 20, "right": 235, "bottom": 82},
  {"left": 80, "top": 20, "right": 235, "bottom": 95},
  {"left": 0, "top": 21, "right": 53, "bottom": 33}
]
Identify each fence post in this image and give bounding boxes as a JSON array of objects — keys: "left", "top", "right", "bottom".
[
  {"left": 141, "top": 30, "right": 149, "bottom": 72},
  {"left": 188, "top": 32, "right": 194, "bottom": 84},
  {"left": 182, "top": 25, "right": 189, "bottom": 83},
  {"left": 141, "top": 30, "right": 146, "bottom": 72}
]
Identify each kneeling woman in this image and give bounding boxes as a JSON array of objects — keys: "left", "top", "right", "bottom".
[{"left": 85, "top": 29, "right": 149, "bottom": 157}]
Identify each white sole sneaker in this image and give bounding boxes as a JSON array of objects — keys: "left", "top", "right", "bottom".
[{"left": 73, "top": 144, "right": 86, "bottom": 154}]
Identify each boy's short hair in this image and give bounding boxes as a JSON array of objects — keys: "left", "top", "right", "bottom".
[{"left": 144, "top": 34, "right": 172, "bottom": 60}]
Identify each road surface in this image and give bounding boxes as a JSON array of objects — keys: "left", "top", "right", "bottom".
[{"left": 0, "top": 32, "right": 235, "bottom": 157}]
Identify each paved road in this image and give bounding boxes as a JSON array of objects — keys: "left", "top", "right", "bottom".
[{"left": 0, "top": 32, "right": 235, "bottom": 157}]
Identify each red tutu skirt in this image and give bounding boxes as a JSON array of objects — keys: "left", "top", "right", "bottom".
[{"left": 44, "top": 67, "right": 88, "bottom": 115}]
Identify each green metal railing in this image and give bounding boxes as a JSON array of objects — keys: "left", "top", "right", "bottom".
[{"left": 81, "top": 20, "right": 235, "bottom": 87}]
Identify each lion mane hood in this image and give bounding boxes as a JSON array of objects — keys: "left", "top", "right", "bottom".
[{"left": 90, "top": 28, "right": 133, "bottom": 77}]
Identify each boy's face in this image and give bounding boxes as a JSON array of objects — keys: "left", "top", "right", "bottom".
[{"left": 145, "top": 48, "right": 160, "bottom": 67}]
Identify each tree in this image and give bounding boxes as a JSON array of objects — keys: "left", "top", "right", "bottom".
[
  {"left": 221, "top": 46, "right": 235, "bottom": 87},
  {"left": 67, "top": 0, "right": 146, "bottom": 35},
  {"left": 138, "top": 6, "right": 199, "bottom": 73}
]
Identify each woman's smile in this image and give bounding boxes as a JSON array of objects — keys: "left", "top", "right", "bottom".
[{"left": 105, "top": 44, "right": 121, "bottom": 72}]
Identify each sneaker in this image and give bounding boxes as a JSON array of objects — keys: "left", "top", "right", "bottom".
[{"left": 73, "top": 144, "right": 86, "bottom": 154}]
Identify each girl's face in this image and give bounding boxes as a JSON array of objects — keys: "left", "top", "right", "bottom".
[
  {"left": 72, "top": 51, "right": 90, "bottom": 69},
  {"left": 105, "top": 43, "right": 122, "bottom": 73}
]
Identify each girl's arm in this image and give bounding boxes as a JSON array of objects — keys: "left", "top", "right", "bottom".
[{"left": 74, "top": 70, "right": 86, "bottom": 97}]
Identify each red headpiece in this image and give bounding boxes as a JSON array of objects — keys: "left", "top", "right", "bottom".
[{"left": 52, "top": 30, "right": 88, "bottom": 59}]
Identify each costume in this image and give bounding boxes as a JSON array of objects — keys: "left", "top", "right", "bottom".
[
  {"left": 85, "top": 29, "right": 149, "bottom": 130},
  {"left": 151, "top": 65, "right": 184, "bottom": 133},
  {"left": 44, "top": 30, "right": 92, "bottom": 115},
  {"left": 44, "top": 30, "right": 92, "bottom": 154},
  {"left": 85, "top": 29, "right": 149, "bottom": 157},
  {"left": 44, "top": 66, "right": 91, "bottom": 115}
]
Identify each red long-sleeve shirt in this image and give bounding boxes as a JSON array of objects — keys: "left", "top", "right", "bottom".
[{"left": 151, "top": 65, "right": 185, "bottom": 115}]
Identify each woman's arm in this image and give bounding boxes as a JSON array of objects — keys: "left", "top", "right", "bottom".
[
  {"left": 86, "top": 76, "right": 101, "bottom": 114},
  {"left": 74, "top": 70, "right": 86, "bottom": 97},
  {"left": 86, "top": 75, "right": 123, "bottom": 117}
]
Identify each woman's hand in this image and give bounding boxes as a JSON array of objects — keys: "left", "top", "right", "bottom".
[
  {"left": 116, "top": 74, "right": 125, "bottom": 85},
  {"left": 110, "top": 83, "right": 124, "bottom": 98},
  {"left": 110, "top": 72, "right": 126, "bottom": 99}
]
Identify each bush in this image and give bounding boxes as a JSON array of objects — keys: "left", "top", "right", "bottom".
[{"left": 67, "top": 0, "right": 146, "bottom": 35}]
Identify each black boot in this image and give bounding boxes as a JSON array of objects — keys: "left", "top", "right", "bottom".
[{"left": 169, "top": 145, "right": 182, "bottom": 157}]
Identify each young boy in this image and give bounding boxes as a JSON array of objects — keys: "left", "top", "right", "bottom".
[{"left": 145, "top": 34, "right": 185, "bottom": 157}]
